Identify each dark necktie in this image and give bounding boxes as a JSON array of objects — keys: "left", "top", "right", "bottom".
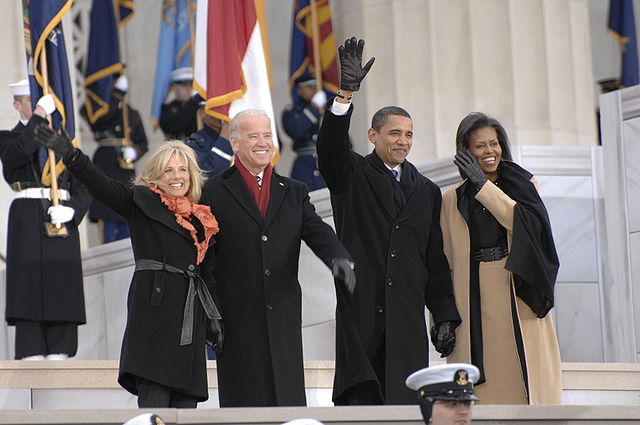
[
  {"left": 256, "top": 175, "right": 262, "bottom": 190},
  {"left": 390, "top": 169, "right": 399, "bottom": 181}
]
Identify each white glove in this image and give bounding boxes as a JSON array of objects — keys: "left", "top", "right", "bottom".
[
  {"left": 115, "top": 75, "right": 129, "bottom": 92},
  {"left": 36, "top": 94, "right": 56, "bottom": 115},
  {"left": 48, "top": 204, "right": 75, "bottom": 225},
  {"left": 121, "top": 146, "right": 138, "bottom": 162},
  {"left": 310, "top": 90, "right": 327, "bottom": 109}
]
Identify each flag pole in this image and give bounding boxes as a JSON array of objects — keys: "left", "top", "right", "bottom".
[
  {"left": 40, "top": 42, "right": 67, "bottom": 236},
  {"left": 113, "top": 0, "right": 134, "bottom": 169},
  {"left": 39, "top": 45, "right": 60, "bottom": 210},
  {"left": 309, "top": 0, "right": 323, "bottom": 92}
]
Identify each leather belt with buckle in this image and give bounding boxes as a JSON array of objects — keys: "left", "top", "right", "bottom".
[
  {"left": 14, "top": 188, "right": 70, "bottom": 201},
  {"left": 472, "top": 247, "right": 508, "bottom": 262}
]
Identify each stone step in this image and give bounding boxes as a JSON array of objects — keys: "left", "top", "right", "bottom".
[
  {"left": 0, "top": 405, "right": 639, "bottom": 425},
  {"left": 0, "top": 361, "right": 639, "bottom": 410}
]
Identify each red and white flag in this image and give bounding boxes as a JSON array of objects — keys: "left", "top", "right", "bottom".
[{"left": 194, "top": 0, "right": 279, "bottom": 160}]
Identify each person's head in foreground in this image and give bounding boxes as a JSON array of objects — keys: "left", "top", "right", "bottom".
[{"left": 405, "top": 363, "right": 480, "bottom": 425}]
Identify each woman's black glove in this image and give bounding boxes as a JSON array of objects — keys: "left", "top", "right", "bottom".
[
  {"left": 338, "top": 37, "right": 375, "bottom": 91},
  {"left": 34, "top": 123, "right": 77, "bottom": 163},
  {"left": 431, "top": 321, "right": 456, "bottom": 357},
  {"left": 454, "top": 150, "right": 487, "bottom": 190},
  {"left": 205, "top": 318, "right": 224, "bottom": 355},
  {"left": 331, "top": 257, "right": 356, "bottom": 294}
]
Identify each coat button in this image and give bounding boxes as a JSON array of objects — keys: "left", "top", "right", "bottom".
[
  {"left": 155, "top": 287, "right": 162, "bottom": 293},
  {"left": 387, "top": 278, "right": 393, "bottom": 286},
  {"left": 188, "top": 264, "right": 195, "bottom": 271},
  {"left": 261, "top": 235, "right": 268, "bottom": 242},
  {"left": 390, "top": 250, "right": 397, "bottom": 258},
  {"left": 267, "top": 304, "right": 273, "bottom": 311},
  {"left": 394, "top": 224, "right": 400, "bottom": 230},
  {"left": 376, "top": 305, "right": 384, "bottom": 313},
  {"left": 264, "top": 269, "right": 270, "bottom": 276}
]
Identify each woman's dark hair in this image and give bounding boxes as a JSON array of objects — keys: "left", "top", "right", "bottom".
[{"left": 455, "top": 112, "right": 512, "bottom": 161}]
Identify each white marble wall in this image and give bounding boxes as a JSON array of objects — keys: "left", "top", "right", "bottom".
[{"left": 599, "top": 85, "right": 640, "bottom": 363}]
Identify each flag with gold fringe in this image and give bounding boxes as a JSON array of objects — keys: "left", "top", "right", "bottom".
[
  {"left": 193, "top": 0, "right": 279, "bottom": 162},
  {"left": 609, "top": 0, "right": 639, "bottom": 87},
  {"left": 83, "top": 0, "right": 135, "bottom": 125},
  {"left": 22, "top": 0, "right": 76, "bottom": 186},
  {"left": 288, "top": 0, "right": 338, "bottom": 102}
]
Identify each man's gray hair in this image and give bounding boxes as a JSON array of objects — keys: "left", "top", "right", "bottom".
[{"left": 230, "top": 109, "right": 271, "bottom": 139}]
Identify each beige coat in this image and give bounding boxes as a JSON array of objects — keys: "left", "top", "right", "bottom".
[{"left": 440, "top": 180, "right": 562, "bottom": 405}]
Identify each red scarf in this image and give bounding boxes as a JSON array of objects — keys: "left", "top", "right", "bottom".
[
  {"left": 235, "top": 158, "right": 272, "bottom": 217},
  {"left": 148, "top": 185, "right": 219, "bottom": 264}
]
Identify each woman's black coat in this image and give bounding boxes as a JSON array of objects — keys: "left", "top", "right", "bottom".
[{"left": 67, "top": 151, "right": 213, "bottom": 400}]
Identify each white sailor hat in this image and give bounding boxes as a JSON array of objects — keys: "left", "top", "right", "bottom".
[
  {"left": 281, "top": 419, "right": 324, "bottom": 425},
  {"left": 294, "top": 74, "right": 317, "bottom": 87},
  {"left": 9, "top": 79, "right": 30, "bottom": 97},
  {"left": 122, "top": 413, "right": 165, "bottom": 425},
  {"left": 170, "top": 66, "right": 193, "bottom": 83},
  {"left": 406, "top": 363, "right": 480, "bottom": 401}
]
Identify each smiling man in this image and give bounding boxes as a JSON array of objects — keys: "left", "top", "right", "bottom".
[
  {"left": 316, "top": 38, "right": 461, "bottom": 405},
  {"left": 200, "top": 109, "right": 356, "bottom": 407}
]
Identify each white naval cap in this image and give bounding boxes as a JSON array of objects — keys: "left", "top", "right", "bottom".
[
  {"left": 281, "top": 419, "right": 324, "bottom": 425},
  {"left": 122, "top": 413, "right": 165, "bottom": 425},
  {"left": 9, "top": 79, "right": 30, "bottom": 97},
  {"left": 170, "top": 66, "right": 193, "bottom": 83},
  {"left": 406, "top": 363, "right": 480, "bottom": 401}
]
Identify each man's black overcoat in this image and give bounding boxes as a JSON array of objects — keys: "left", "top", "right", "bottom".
[
  {"left": 201, "top": 166, "right": 349, "bottom": 407},
  {"left": 66, "top": 152, "right": 213, "bottom": 400},
  {"left": 316, "top": 104, "right": 461, "bottom": 404},
  {"left": 0, "top": 117, "right": 90, "bottom": 327}
]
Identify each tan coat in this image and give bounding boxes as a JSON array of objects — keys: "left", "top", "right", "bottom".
[{"left": 440, "top": 180, "right": 562, "bottom": 405}]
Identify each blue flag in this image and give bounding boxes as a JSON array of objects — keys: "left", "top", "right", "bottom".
[
  {"left": 22, "top": 0, "right": 75, "bottom": 184},
  {"left": 150, "top": 0, "right": 196, "bottom": 128},
  {"left": 84, "top": 0, "right": 136, "bottom": 125},
  {"left": 609, "top": 0, "right": 640, "bottom": 87}
]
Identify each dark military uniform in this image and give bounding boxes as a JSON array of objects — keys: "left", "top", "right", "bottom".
[
  {"left": 281, "top": 100, "right": 326, "bottom": 191},
  {"left": 81, "top": 89, "right": 148, "bottom": 242},
  {"left": 159, "top": 97, "right": 199, "bottom": 140},
  {"left": 0, "top": 115, "right": 91, "bottom": 359},
  {"left": 185, "top": 126, "right": 233, "bottom": 178}
]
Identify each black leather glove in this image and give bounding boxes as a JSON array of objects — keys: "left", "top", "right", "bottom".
[
  {"left": 331, "top": 257, "right": 356, "bottom": 294},
  {"left": 338, "top": 37, "right": 375, "bottom": 91},
  {"left": 205, "top": 318, "right": 224, "bottom": 355},
  {"left": 430, "top": 321, "right": 456, "bottom": 358},
  {"left": 34, "top": 124, "right": 76, "bottom": 163},
  {"left": 453, "top": 150, "right": 487, "bottom": 190}
]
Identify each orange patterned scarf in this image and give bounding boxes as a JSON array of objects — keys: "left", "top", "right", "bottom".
[{"left": 148, "top": 185, "right": 219, "bottom": 264}]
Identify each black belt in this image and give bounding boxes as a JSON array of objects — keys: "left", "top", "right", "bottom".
[
  {"left": 11, "top": 181, "right": 43, "bottom": 191},
  {"left": 134, "top": 259, "right": 222, "bottom": 346},
  {"left": 472, "top": 247, "right": 508, "bottom": 262}
]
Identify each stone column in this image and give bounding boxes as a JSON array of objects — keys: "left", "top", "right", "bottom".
[{"left": 331, "top": 0, "right": 598, "bottom": 159}]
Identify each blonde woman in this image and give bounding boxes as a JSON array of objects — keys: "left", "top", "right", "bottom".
[{"left": 35, "top": 126, "right": 221, "bottom": 409}]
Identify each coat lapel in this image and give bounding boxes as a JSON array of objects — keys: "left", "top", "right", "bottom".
[
  {"left": 363, "top": 156, "right": 396, "bottom": 221},
  {"left": 133, "top": 187, "right": 192, "bottom": 242},
  {"left": 263, "top": 173, "right": 288, "bottom": 229},
  {"left": 222, "top": 167, "right": 264, "bottom": 226},
  {"left": 394, "top": 162, "right": 426, "bottom": 223}
]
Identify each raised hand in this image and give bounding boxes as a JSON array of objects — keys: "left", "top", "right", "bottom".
[
  {"left": 34, "top": 124, "right": 76, "bottom": 162},
  {"left": 338, "top": 37, "right": 375, "bottom": 91},
  {"left": 454, "top": 150, "right": 487, "bottom": 190}
]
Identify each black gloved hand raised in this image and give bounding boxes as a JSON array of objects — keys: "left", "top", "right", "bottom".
[
  {"left": 453, "top": 150, "right": 487, "bottom": 190},
  {"left": 34, "top": 123, "right": 77, "bottom": 163},
  {"left": 430, "top": 321, "right": 457, "bottom": 358},
  {"left": 205, "top": 318, "right": 224, "bottom": 355},
  {"left": 338, "top": 37, "right": 375, "bottom": 91},
  {"left": 331, "top": 257, "right": 356, "bottom": 294}
]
